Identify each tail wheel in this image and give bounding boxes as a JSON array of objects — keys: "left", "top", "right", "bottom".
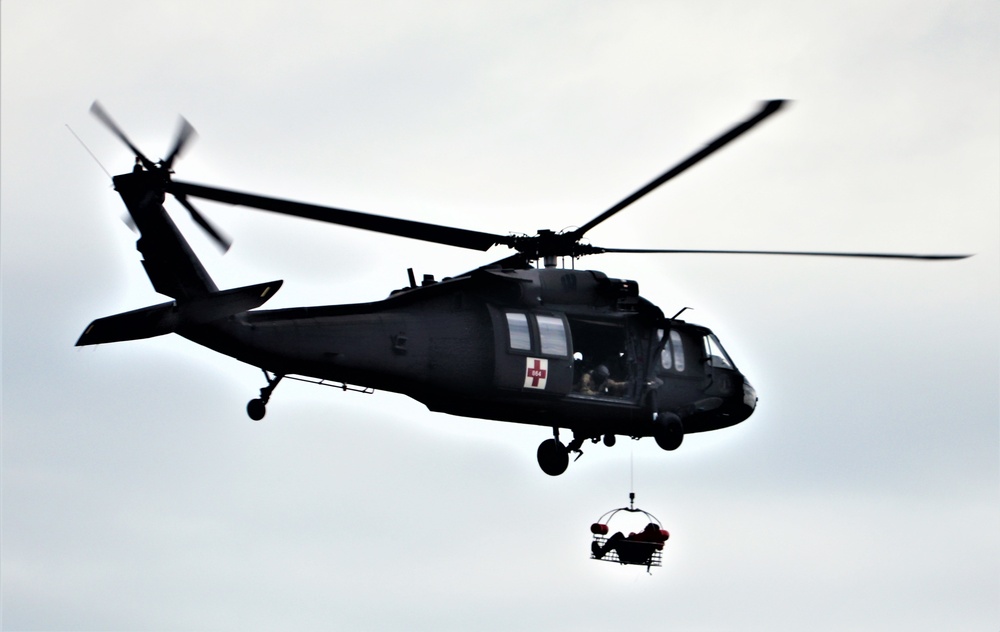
[
  {"left": 247, "top": 398, "right": 266, "bottom": 421},
  {"left": 247, "top": 371, "right": 282, "bottom": 421},
  {"left": 537, "top": 438, "right": 569, "bottom": 476}
]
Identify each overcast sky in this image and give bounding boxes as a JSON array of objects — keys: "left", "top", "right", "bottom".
[{"left": 2, "top": 2, "right": 998, "bottom": 630}]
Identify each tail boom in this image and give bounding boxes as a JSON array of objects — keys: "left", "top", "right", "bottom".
[{"left": 76, "top": 280, "right": 283, "bottom": 346}]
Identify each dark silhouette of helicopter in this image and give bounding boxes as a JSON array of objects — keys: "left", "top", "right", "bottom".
[{"left": 77, "top": 100, "right": 969, "bottom": 475}]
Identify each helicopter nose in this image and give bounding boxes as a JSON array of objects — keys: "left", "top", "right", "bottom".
[{"left": 742, "top": 379, "right": 757, "bottom": 411}]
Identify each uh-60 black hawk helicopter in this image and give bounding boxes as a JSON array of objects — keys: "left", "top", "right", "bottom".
[{"left": 77, "top": 100, "right": 968, "bottom": 476}]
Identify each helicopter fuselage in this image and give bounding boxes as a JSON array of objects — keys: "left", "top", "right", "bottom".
[
  {"left": 77, "top": 170, "right": 756, "bottom": 475},
  {"left": 184, "top": 264, "right": 756, "bottom": 440}
]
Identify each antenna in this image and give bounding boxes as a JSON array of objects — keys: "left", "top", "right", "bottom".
[{"left": 66, "top": 124, "right": 112, "bottom": 181}]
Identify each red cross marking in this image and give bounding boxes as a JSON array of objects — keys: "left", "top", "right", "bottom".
[{"left": 527, "top": 359, "right": 547, "bottom": 387}]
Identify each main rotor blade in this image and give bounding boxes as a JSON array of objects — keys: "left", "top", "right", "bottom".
[
  {"left": 571, "top": 100, "right": 787, "bottom": 239},
  {"left": 594, "top": 247, "right": 971, "bottom": 260},
  {"left": 163, "top": 116, "right": 196, "bottom": 171},
  {"left": 169, "top": 180, "right": 510, "bottom": 252},
  {"left": 90, "top": 101, "right": 155, "bottom": 170},
  {"left": 174, "top": 194, "right": 232, "bottom": 253}
]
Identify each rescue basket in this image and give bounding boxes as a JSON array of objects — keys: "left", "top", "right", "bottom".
[{"left": 589, "top": 493, "right": 668, "bottom": 569}]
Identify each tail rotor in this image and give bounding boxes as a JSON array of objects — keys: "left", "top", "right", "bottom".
[
  {"left": 162, "top": 116, "right": 195, "bottom": 172},
  {"left": 91, "top": 101, "right": 230, "bottom": 252}
]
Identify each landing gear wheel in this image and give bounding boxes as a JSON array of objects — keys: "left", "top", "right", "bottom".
[
  {"left": 537, "top": 438, "right": 569, "bottom": 476},
  {"left": 603, "top": 433, "right": 617, "bottom": 447},
  {"left": 247, "top": 398, "right": 266, "bottom": 421},
  {"left": 654, "top": 413, "right": 684, "bottom": 451}
]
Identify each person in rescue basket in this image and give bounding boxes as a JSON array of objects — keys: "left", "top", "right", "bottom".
[{"left": 591, "top": 522, "right": 669, "bottom": 566}]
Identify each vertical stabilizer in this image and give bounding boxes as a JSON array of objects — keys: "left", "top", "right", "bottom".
[{"left": 114, "top": 170, "right": 218, "bottom": 299}]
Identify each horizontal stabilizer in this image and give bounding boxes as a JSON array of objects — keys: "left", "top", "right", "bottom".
[
  {"left": 76, "top": 300, "right": 179, "bottom": 345},
  {"left": 182, "top": 280, "right": 283, "bottom": 323},
  {"left": 76, "top": 280, "right": 283, "bottom": 346}
]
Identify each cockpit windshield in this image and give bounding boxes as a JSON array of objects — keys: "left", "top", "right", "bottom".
[{"left": 704, "top": 333, "right": 735, "bottom": 370}]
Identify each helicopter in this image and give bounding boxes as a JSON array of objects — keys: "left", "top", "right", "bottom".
[{"left": 76, "top": 100, "right": 969, "bottom": 476}]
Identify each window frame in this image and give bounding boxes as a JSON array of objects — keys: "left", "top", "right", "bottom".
[
  {"left": 536, "top": 314, "right": 569, "bottom": 357},
  {"left": 704, "top": 333, "right": 734, "bottom": 370},
  {"left": 505, "top": 312, "right": 532, "bottom": 352},
  {"left": 503, "top": 311, "right": 570, "bottom": 358}
]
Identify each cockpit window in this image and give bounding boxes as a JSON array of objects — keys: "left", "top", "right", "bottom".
[
  {"left": 704, "top": 333, "right": 734, "bottom": 369},
  {"left": 506, "top": 313, "right": 531, "bottom": 351},
  {"left": 536, "top": 315, "right": 568, "bottom": 356},
  {"left": 658, "top": 329, "right": 685, "bottom": 372}
]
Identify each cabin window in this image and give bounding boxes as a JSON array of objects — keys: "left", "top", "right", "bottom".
[
  {"left": 704, "top": 333, "right": 734, "bottom": 369},
  {"left": 658, "top": 329, "right": 685, "bottom": 372},
  {"left": 506, "top": 313, "right": 532, "bottom": 351},
  {"left": 537, "top": 315, "right": 568, "bottom": 356},
  {"left": 672, "top": 331, "right": 685, "bottom": 371}
]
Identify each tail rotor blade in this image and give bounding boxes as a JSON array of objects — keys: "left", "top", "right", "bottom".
[
  {"left": 121, "top": 213, "right": 138, "bottom": 234},
  {"left": 90, "top": 101, "right": 156, "bottom": 170},
  {"left": 163, "top": 116, "right": 196, "bottom": 171}
]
